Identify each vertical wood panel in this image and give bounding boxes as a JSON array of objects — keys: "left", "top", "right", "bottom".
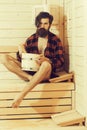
[{"left": 64, "top": 0, "right": 87, "bottom": 122}]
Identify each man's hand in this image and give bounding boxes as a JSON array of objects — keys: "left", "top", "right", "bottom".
[
  {"left": 18, "top": 44, "right": 27, "bottom": 56},
  {"left": 35, "top": 54, "right": 51, "bottom": 65}
]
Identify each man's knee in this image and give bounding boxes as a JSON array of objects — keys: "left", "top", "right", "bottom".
[{"left": 41, "top": 61, "right": 52, "bottom": 71}]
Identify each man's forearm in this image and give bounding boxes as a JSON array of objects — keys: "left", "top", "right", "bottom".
[{"left": 18, "top": 44, "right": 27, "bottom": 54}]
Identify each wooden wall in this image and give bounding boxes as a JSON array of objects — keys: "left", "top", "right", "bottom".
[
  {"left": 83, "top": 0, "right": 87, "bottom": 125},
  {"left": 64, "top": 0, "right": 87, "bottom": 125},
  {"left": 0, "top": 0, "right": 43, "bottom": 46},
  {"left": 0, "top": 0, "right": 64, "bottom": 47},
  {"left": 0, "top": 0, "right": 64, "bottom": 82}
]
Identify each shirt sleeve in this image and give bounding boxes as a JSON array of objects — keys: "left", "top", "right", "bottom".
[
  {"left": 51, "top": 39, "right": 64, "bottom": 72},
  {"left": 24, "top": 36, "right": 33, "bottom": 53}
]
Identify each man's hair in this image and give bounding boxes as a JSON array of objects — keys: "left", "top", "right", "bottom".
[{"left": 35, "top": 12, "right": 53, "bottom": 28}]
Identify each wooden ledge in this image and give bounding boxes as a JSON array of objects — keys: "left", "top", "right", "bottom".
[
  {"left": 0, "top": 82, "right": 75, "bottom": 92},
  {"left": 51, "top": 110, "right": 85, "bottom": 126},
  {"left": 49, "top": 71, "right": 74, "bottom": 83}
]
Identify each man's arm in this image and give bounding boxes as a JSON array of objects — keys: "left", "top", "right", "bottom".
[
  {"left": 18, "top": 44, "right": 27, "bottom": 55},
  {"left": 51, "top": 40, "right": 64, "bottom": 72}
]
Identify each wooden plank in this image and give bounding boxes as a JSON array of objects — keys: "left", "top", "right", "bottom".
[
  {"left": 0, "top": 98, "right": 71, "bottom": 108},
  {"left": 51, "top": 110, "right": 85, "bottom": 126},
  {"left": 0, "top": 125, "right": 86, "bottom": 130},
  {"left": 0, "top": 72, "right": 22, "bottom": 80},
  {"left": 0, "top": 82, "right": 75, "bottom": 92},
  {"left": 0, "top": 120, "right": 41, "bottom": 130},
  {"left": 0, "top": 119, "right": 86, "bottom": 130},
  {"left": 72, "top": 91, "right": 75, "bottom": 109},
  {"left": 49, "top": 72, "right": 74, "bottom": 83},
  {"left": 17, "top": 126, "right": 87, "bottom": 130},
  {"left": 0, "top": 80, "right": 25, "bottom": 84},
  {"left": 0, "top": 46, "right": 18, "bottom": 52},
  {"left": 0, "top": 4, "right": 33, "bottom": 12},
  {"left": 0, "top": 114, "right": 53, "bottom": 120},
  {"left": 0, "top": 119, "right": 38, "bottom": 128},
  {"left": 0, "top": 0, "right": 43, "bottom": 4},
  {"left": 0, "top": 119, "right": 59, "bottom": 130},
  {"left": 59, "top": 118, "right": 85, "bottom": 127},
  {"left": 0, "top": 91, "right": 71, "bottom": 100},
  {"left": 0, "top": 106, "right": 71, "bottom": 115}
]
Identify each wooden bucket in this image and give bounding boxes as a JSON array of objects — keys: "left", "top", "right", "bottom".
[{"left": 21, "top": 53, "right": 40, "bottom": 71}]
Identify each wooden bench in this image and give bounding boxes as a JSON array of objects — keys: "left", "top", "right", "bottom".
[
  {"left": 0, "top": 82, "right": 75, "bottom": 120},
  {"left": 0, "top": 45, "right": 74, "bottom": 83},
  {"left": 0, "top": 45, "right": 79, "bottom": 129}
]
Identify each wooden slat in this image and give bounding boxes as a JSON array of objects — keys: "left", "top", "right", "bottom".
[
  {"left": 0, "top": 114, "right": 52, "bottom": 120},
  {"left": 0, "top": 0, "right": 43, "bottom": 4},
  {"left": 0, "top": 46, "right": 18, "bottom": 52},
  {"left": 0, "top": 82, "right": 75, "bottom": 92},
  {"left": 0, "top": 71, "right": 74, "bottom": 82},
  {"left": 0, "top": 80, "right": 25, "bottom": 84},
  {"left": 0, "top": 106, "right": 71, "bottom": 115},
  {"left": 0, "top": 91, "right": 71, "bottom": 100},
  {"left": 0, "top": 98, "right": 71, "bottom": 108},
  {"left": 0, "top": 72, "right": 22, "bottom": 80}
]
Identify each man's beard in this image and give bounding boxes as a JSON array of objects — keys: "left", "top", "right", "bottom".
[{"left": 36, "top": 28, "right": 49, "bottom": 38}]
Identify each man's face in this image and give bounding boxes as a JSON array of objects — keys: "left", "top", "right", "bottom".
[{"left": 39, "top": 18, "right": 50, "bottom": 30}]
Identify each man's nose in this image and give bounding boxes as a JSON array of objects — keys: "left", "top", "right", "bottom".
[{"left": 41, "top": 24, "right": 45, "bottom": 28}]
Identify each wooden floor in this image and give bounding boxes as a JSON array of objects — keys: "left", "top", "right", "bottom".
[{"left": 0, "top": 119, "right": 87, "bottom": 130}]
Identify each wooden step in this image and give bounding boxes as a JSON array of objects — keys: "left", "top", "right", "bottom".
[{"left": 51, "top": 110, "right": 85, "bottom": 126}]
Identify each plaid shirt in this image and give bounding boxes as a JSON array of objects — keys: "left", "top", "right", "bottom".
[
  {"left": 24, "top": 31, "right": 64, "bottom": 73},
  {"left": 17, "top": 31, "right": 64, "bottom": 74}
]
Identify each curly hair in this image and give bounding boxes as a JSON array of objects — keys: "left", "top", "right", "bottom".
[{"left": 35, "top": 12, "right": 53, "bottom": 28}]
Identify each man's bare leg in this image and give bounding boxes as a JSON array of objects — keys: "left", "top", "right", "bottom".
[
  {"left": 0, "top": 54, "right": 32, "bottom": 81},
  {"left": 12, "top": 61, "right": 52, "bottom": 108}
]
